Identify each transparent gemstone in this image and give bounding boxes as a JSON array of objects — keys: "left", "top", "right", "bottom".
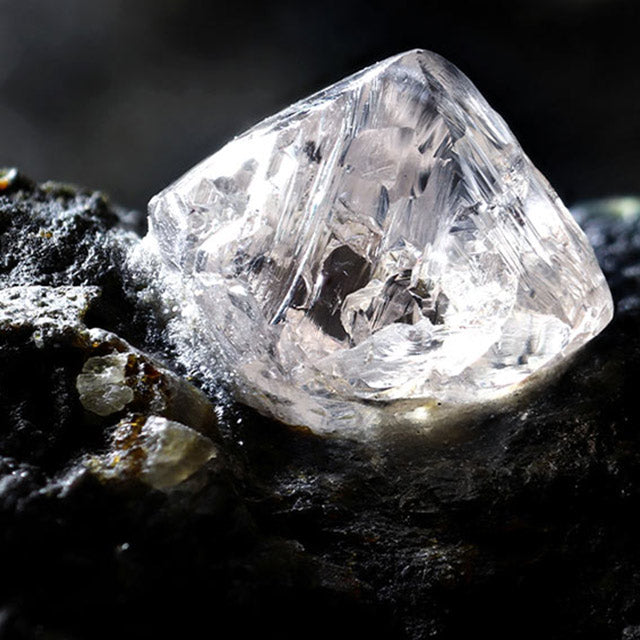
[{"left": 146, "top": 49, "right": 613, "bottom": 433}]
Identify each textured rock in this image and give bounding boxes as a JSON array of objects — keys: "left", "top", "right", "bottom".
[
  {"left": 147, "top": 50, "right": 612, "bottom": 432},
  {"left": 1, "top": 175, "right": 639, "bottom": 640},
  {"left": 0, "top": 285, "right": 100, "bottom": 336}
]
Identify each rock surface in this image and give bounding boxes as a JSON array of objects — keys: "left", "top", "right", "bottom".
[{"left": 1, "top": 171, "right": 639, "bottom": 639}]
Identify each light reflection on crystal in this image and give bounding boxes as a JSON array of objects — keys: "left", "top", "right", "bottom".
[{"left": 146, "top": 49, "right": 613, "bottom": 433}]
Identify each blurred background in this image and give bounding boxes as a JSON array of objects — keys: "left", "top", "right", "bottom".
[{"left": 0, "top": 0, "right": 638, "bottom": 212}]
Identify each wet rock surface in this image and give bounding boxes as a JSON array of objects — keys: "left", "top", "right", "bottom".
[{"left": 1, "top": 171, "right": 639, "bottom": 639}]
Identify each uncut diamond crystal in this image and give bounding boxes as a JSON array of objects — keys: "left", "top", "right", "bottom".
[{"left": 147, "top": 49, "right": 613, "bottom": 433}]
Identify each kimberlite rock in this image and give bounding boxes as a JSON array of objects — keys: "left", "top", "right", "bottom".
[
  {"left": 0, "top": 174, "right": 638, "bottom": 639},
  {"left": 146, "top": 49, "right": 612, "bottom": 432}
]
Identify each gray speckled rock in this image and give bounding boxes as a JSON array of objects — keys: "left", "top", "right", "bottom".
[{"left": 1, "top": 172, "right": 639, "bottom": 640}]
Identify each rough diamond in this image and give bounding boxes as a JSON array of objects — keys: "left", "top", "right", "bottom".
[{"left": 145, "top": 49, "right": 613, "bottom": 433}]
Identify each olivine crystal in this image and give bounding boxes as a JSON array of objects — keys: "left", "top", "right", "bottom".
[{"left": 146, "top": 49, "right": 613, "bottom": 432}]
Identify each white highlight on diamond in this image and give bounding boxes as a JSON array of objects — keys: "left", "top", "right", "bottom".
[{"left": 145, "top": 49, "right": 613, "bottom": 433}]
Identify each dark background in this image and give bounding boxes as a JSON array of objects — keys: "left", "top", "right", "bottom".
[{"left": 0, "top": 0, "right": 638, "bottom": 212}]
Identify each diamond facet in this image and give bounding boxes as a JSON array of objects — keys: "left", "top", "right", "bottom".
[{"left": 146, "top": 49, "right": 613, "bottom": 433}]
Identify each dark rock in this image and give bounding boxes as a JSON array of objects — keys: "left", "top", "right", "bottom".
[{"left": 1, "top": 176, "right": 639, "bottom": 639}]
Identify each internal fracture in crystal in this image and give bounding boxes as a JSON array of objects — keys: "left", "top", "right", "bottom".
[{"left": 146, "top": 49, "right": 613, "bottom": 432}]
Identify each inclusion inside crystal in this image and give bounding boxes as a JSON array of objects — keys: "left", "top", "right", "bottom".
[{"left": 146, "top": 49, "right": 613, "bottom": 432}]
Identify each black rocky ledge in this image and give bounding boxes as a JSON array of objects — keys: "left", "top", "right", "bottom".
[{"left": 1, "top": 169, "right": 639, "bottom": 640}]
